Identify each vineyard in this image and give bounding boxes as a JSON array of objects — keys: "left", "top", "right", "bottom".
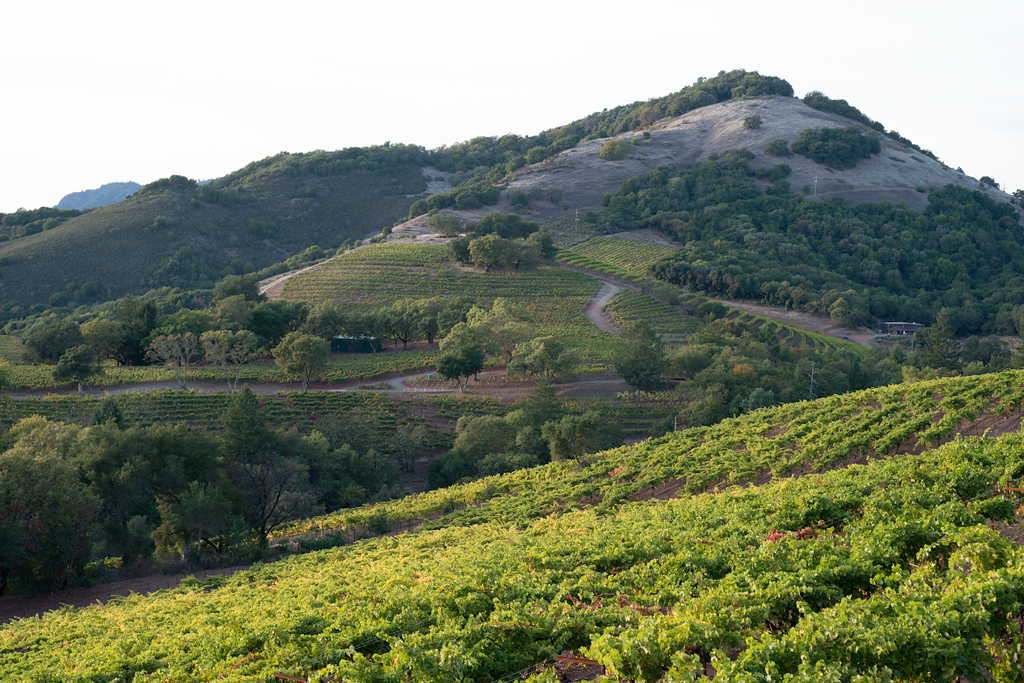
[
  {"left": 557, "top": 247, "right": 689, "bottom": 306},
  {"left": 0, "top": 335, "right": 25, "bottom": 362},
  {"left": 0, "top": 390, "right": 440, "bottom": 435},
  {"left": 0, "top": 236, "right": 863, "bottom": 393},
  {"left": 4, "top": 370, "right": 1024, "bottom": 681},
  {"left": 274, "top": 369, "right": 1024, "bottom": 540},
  {"left": 730, "top": 314, "right": 871, "bottom": 356},
  {"left": 1, "top": 352, "right": 444, "bottom": 390},
  {"left": 280, "top": 243, "right": 615, "bottom": 358},
  {"left": 603, "top": 291, "right": 700, "bottom": 342},
  {"left": 0, "top": 388, "right": 678, "bottom": 456},
  {"left": 568, "top": 237, "right": 678, "bottom": 276}
]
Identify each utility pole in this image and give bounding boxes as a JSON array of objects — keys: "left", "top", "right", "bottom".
[
  {"left": 575, "top": 209, "right": 579, "bottom": 242},
  {"left": 813, "top": 173, "right": 819, "bottom": 197},
  {"left": 807, "top": 362, "right": 817, "bottom": 401}
]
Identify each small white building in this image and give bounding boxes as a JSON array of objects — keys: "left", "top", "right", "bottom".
[{"left": 880, "top": 322, "right": 925, "bottom": 335}]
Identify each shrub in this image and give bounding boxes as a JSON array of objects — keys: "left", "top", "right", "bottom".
[
  {"left": 753, "top": 164, "right": 791, "bottom": 182},
  {"left": 803, "top": 91, "right": 884, "bottom": 132},
  {"left": 248, "top": 219, "right": 276, "bottom": 238},
  {"left": 764, "top": 139, "right": 791, "bottom": 156},
  {"left": 791, "top": 126, "right": 880, "bottom": 169},
  {"left": 599, "top": 140, "right": 632, "bottom": 161},
  {"left": 427, "top": 213, "right": 463, "bottom": 237},
  {"left": 768, "top": 164, "right": 791, "bottom": 182},
  {"left": 364, "top": 510, "right": 392, "bottom": 535},
  {"left": 299, "top": 533, "right": 348, "bottom": 552},
  {"left": 527, "top": 185, "right": 563, "bottom": 204},
  {"left": 508, "top": 189, "right": 529, "bottom": 210},
  {"left": 743, "top": 114, "right": 763, "bottom": 129},
  {"left": 408, "top": 178, "right": 500, "bottom": 218}
]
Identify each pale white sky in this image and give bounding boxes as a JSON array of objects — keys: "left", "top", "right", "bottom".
[{"left": 2, "top": 0, "right": 1021, "bottom": 213}]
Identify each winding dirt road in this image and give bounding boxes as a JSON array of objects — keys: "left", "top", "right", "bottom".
[{"left": 583, "top": 281, "right": 623, "bottom": 335}]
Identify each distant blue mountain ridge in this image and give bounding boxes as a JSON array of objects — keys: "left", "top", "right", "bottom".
[{"left": 55, "top": 181, "right": 142, "bottom": 210}]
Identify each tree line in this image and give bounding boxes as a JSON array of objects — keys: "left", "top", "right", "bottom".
[
  {"left": 405, "top": 70, "right": 795, "bottom": 219},
  {"left": 444, "top": 213, "right": 558, "bottom": 271},
  {"left": 0, "top": 206, "right": 86, "bottom": 243},
  {"left": 17, "top": 273, "right": 492, "bottom": 391},
  {"left": 0, "top": 387, "right": 433, "bottom": 596}
]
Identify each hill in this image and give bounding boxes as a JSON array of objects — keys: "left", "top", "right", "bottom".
[
  {"left": 3, "top": 69, "right": 1018, "bottom": 315},
  {"left": 0, "top": 147, "right": 429, "bottom": 310},
  {"left": 409, "top": 90, "right": 1018, "bottom": 230},
  {"left": 3, "top": 370, "right": 1024, "bottom": 680},
  {"left": 489, "top": 95, "right": 1018, "bottom": 221},
  {"left": 54, "top": 181, "right": 141, "bottom": 210}
]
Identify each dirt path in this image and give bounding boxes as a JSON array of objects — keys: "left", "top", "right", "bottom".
[
  {"left": 584, "top": 281, "right": 623, "bottom": 335},
  {"left": 572, "top": 266, "right": 880, "bottom": 350},
  {"left": 259, "top": 257, "right": 337, "bottom": 300},
  {"left": 1, "top": 565, "right": 250, "bottom": 624}
]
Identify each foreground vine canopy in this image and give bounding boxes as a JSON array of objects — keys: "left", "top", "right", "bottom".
[{"left": 3, "top": 371, "right": 1024, "bottom": 681}]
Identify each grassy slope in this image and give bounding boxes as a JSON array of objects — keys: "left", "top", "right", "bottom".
[
  {"left": 3, "top": 371, "right": 1023, "bottom": 681},
  {"left": 0, "top": 168, "right": 423, "bottom": 308},
  {"left": 1, "top": 350, "right": 442, "bottom": 390}
]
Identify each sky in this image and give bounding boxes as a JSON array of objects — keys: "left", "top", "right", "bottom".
[{"left": 3, "top": 0, "right": 1022, "bottom": 213}]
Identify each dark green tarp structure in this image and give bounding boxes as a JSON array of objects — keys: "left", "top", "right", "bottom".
[{"left": 330, "top": 336, "right": 382, "bottom": 353}]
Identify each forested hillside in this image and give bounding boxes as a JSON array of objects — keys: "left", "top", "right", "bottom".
[
  {"left": 599, "top": 149, "right": 1023, "bottom": 335},
  {"left": 0, "top": 146, "right": 428, "bottom": 312}
]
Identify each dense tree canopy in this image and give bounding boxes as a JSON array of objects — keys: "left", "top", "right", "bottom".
[
  {"left": 471, "top": 212, "right": 539, "bottom": 240},
  {"left": 600, "top": 151, "right": 1022, "bottom": 335},
  {"left": 53, "top": 344, "right": 102, "bottom": 392},
  {"left": 803, "top": 90, "right": 937, "bottom": 160},
  {"left": 612, "top": 321, "right": 667, "bottom": 400},
  {"left": 272, "top": 332, "right": 330, "bottom": 391},
  {"left": 791, "top": 126, "right": 881, "bottom": 168}
]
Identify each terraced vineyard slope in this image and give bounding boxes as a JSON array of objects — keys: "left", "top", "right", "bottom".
[
  {"left": 570, "top": 236, "right": 678, "bottom": 276},
  {"left": 277, "top": 369, "right": 1024, "bottom": 538},
  {"left": 4, "top": 370, "right": 1024, "bottom": 681},
  {"left": 281, "top": 243, "right": 615, "bottom": 358}
]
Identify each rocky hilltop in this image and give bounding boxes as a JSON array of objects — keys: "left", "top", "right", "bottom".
[{"left": 439, "top": 96, "right": 1015, "bottom": 225}]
